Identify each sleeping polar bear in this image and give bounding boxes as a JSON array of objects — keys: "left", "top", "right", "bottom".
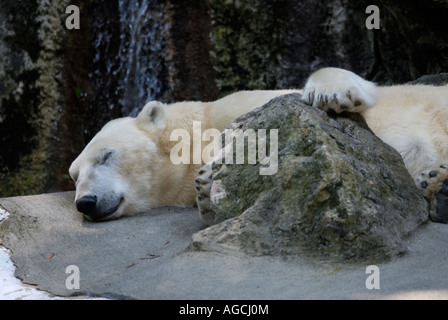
[{"left": 69, "top": 68, "right": 448, "bottom": 223}]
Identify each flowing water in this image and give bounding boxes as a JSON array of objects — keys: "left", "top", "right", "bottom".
[
  {"left": 90, "top": 0, "right": 168, "bottom": 119},
  {"left": 116, "top": 0, "right": 167, "bottom": 117}
]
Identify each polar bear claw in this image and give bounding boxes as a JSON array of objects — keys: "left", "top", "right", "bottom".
[
  {"left": 415, "top": 165, "right": 448, "bottom": 223},
  {"left": 302, "top": 67, "right": 379, "bottom": 113},
  {"left": 195, "top": 163, "right": 214, "bottom": 225}
]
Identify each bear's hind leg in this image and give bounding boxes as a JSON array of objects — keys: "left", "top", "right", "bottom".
[
  {"left": 195, "top": 163, "right": 215, "bottom": 225},
  {"left": 415, "top": 165, "right": 448, "bottom": 223}
]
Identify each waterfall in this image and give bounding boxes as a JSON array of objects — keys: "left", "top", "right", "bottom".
[{"left": 116, "top": 0, "right": 167, "bottom": 117}]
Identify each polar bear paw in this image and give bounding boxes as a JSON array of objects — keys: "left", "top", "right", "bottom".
[
  {"left": 415, "top": 165, "right": 448, "bottom": 223},
  {"left": 195, "top": 163, "right": 215, "bottom": 225},
  {"left": 302, "top": 67, "right": 379, "bottom": 113}
]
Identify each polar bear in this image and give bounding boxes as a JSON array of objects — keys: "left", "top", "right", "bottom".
[{"left": 69, "top": 67, "right": 448, "bottom": 223}]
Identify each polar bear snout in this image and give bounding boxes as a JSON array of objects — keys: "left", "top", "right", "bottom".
[
  {"left": 75, "top": 193, "right": 124, "bottom": 221},
  {"left": 76, "top": 195, "right": 97, "bottom": 216}
]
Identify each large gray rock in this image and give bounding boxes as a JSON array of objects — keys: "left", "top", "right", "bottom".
[{"left": 192, "top": 93, "right": 428, "bottom": 261}]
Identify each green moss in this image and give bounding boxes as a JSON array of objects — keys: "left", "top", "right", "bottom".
[
  {"left": 0, "top": 1, "right": 67, "bottom": 197},
  {"left": 209, "top": 0, "right": 286, "bottom": 94},
  {"left": 0, "top": 165, "right": 43, "bottom": 197},
  {"left": 213, "top": 163, "right": 268, "bottom": 221}
]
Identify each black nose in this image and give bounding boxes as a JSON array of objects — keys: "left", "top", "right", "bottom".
[{"left": 76, "top": 195, "right": 97, "bottom": 215}]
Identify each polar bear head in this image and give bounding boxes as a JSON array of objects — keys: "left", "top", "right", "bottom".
[{"left": 69, "top": 101, "right": 168, "bottom": 221}]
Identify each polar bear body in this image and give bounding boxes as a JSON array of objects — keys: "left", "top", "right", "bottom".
[
  {"left": 69, "top": 68, "right": 448, "bottom": 222},
  {"left": 69, "top": 89, "right": 299, "bottom": 220},
  {"left": 362, "top": 85, "right": 448, "bottom": 178}
]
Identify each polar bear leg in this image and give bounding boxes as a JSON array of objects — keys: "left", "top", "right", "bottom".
[
  {"left": 195, "top": 163, "right": 214, "bottom": 225},
  {"left": 302, "top": 67, "right": 379, "bottom": 113},
  {"left": 415, "top": 165, "right": 448, "bottom": 223}
]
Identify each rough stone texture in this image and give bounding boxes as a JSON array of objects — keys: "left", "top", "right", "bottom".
[
  {"left": 191, "top": 94, "right": 429, "bottom": 261},
  {"left": 209, "top": 0, "right": 448, "bottom": 90},
  {"left": 407, "top": 73, "right": 448, "bottom": 86},
  {"left": 368, "top": 0, "right": 448, "bottom": 83},
  {"left": 164, "top": 0, "right": 218, "bottom": 102},
  {"left": 209, "top": 0, "right": 375, "bottom": 94},
  {"left": 0, "top": 0, "right": 69, "bottom": 196},
  {"left": 1, "top": 192, "right": 448, "bottom": 299}
]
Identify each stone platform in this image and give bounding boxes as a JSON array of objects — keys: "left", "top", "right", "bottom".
[{"left": 1, "top": 192, "right": 448, "bottom": 299}]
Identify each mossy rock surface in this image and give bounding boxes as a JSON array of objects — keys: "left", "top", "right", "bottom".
[{"left": 192, "top": 94, "right": 428, "bottom": 261}]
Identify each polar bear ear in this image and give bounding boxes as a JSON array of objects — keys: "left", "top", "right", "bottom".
[{"left": 136, "top": 101, "right": 166, "bottom": 131}]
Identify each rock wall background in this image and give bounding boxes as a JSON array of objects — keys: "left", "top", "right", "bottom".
[{"left": 1, "top": 0, "right": 447, "bottom": 196}]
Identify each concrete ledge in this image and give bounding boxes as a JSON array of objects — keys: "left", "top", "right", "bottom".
[{"left": 1, "top": 192, "right": 448, "bottom": 299}]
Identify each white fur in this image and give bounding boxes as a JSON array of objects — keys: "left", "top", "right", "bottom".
[
  {"left": 304, "top": 68, "right": 448, "bottom": 179},
  {"left": 361, "top": 85, "right": 448, "bottom": 178},
  {"left": 303, "top": 67, "right": 378, "bottom": 112},
  {"left": 69, "top": 117, "right": 158, "bottom": 220},
  {"left": 70, "top": 67, "right": 448, "bottom": 221}
]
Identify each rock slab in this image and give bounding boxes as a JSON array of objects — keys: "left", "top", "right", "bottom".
[
  {"left": 192, "top": 93, "right": 428, "bottom": 261},
  {"left": 2, "top": 192, "right": 448, "bottom": 300}
]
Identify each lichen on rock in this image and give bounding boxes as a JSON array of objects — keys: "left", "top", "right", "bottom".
[{"left": 191, "top": 93, "right": 428, "bottom": 261}]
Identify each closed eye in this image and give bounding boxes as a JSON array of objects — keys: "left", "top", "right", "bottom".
[{"left": 99, "top": 151, "right": 113, "bottom": 165}]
